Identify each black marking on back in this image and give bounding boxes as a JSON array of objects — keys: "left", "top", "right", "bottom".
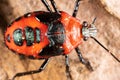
[
  {"left": 25, "top": 26, "right": 34, "bottom": 46},
  {"left": 47, "top": 21, "right": 66, "bottom": 46},
  {"left": 39, "top": 45, "right": 64, "bottom": 56},
  {"left": 35, "top": 12, "right": 61, "bottom": 23},
  {"left": 13, "top": 29, "right": 23, "bottom": 46}
]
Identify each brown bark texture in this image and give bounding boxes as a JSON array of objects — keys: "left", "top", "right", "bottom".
[{"left": 0, "top": 0, "right": 120, "bottom": 80}]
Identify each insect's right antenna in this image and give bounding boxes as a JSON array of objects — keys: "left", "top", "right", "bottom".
[
  {"left": 90, "top": 17, "right": 120, "bottom": 62},
  {"left": 92, "top": 17, "right": 97, "bottom": 24},
  {"left": 91, "top": 36, "right": 120, "bottom": 62}
]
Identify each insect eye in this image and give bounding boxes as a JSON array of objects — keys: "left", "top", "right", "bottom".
[
  {"left": 13, "top": 29, "right": 23, "bottom": 46},
  {"left": 82, "top": 21, "right": 88, "bottom": 27}
]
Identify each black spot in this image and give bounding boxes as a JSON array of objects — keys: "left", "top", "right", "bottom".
[
  {"left": 13, "top": 29, "right": 23, "bottom": 46},
  {"left": 25, "top": 26, "right": 34, "bottom": 46},
  {"left": 35, "top": 12, "right": 61, "bottom": 23}
]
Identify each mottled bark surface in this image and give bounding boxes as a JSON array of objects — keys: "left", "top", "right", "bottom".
[{"left": 0, "top": 0, "right": 120, "bottom": 80}]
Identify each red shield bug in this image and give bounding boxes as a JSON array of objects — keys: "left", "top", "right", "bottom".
[{"left": 4, "top": 0, "right": 120, "bottom": 80}]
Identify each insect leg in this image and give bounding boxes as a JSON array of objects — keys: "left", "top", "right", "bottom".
[
  {"left": 65, "top": 55, "right": 73, "bottom": 80},
  {"left": 50, "top": 0, "right": 59, "bottom": 13},
  {"left": 91, "top": 37, "right": 120, "bottom": 62},
  {"left": 41, "top": 0, "right": 52, "bottom": 12},
  {"left": 75, "top": 47, "right": 93, "bottom": 71},
  {"left": 72, "top": 0, "right": 82, "bottom": 17},
  {"left": 11, "top": 58, "right": 50, "bottom": 80}
]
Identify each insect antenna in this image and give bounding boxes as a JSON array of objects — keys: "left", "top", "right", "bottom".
[
  {"left": 91, "top": 36, "right": 120, "bottom": 62},
  {"left": 90, "top": 17, "right": 120, "bottom": 62},
  {"left": 92, "top": 17, "right": 97, "bottom": 24}
]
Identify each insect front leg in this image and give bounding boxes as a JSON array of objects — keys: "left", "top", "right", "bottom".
[
  {"left": 41, "top": 0, "right": 59, "bottom": 13},
  {"left": 72, "top": 0, "right": 82, "bottom": 17},
  {"left": 41, "top": 0, "right": 52, "bottom": 12},
  {"left": 11, "top": 58, "right": 50, "bottom": 80},
  {"left": 75, "top": 47, "right": 93, "bottom": 71},
  {"left": 49, "top": 0, "right": 59, "bottom": 13}
]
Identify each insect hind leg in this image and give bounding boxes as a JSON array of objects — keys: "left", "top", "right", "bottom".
[
  {"left": 11, "top": 58, "right": 50, "bottom": 80},
  {"left": 41, "top": 0, "right": 52, "bottom": 12},
  {"left": 65, "top": 55, "right": 73, "bottom": 80},
  {"left": 75, "top": 47, "right": 93, "bottom": 71}
]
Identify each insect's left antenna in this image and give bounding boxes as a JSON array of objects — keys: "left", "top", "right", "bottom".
[{"left": 91, "top": 37, "right": 120, "bottom": 62}]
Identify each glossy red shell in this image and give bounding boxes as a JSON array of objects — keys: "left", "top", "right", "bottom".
[
  {"left": 4, "top": 11, "right": 83, "bottom": 58},
  {"left": 4, "top": 12, "right": 50, "bottom": 58},
  {"left": 60, "top": 12, "right": 83, "bottom": 54}
]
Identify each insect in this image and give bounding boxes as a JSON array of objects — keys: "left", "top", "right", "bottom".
[{"left": 4, "top": 0, "right": 120, "bottom": 80}]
